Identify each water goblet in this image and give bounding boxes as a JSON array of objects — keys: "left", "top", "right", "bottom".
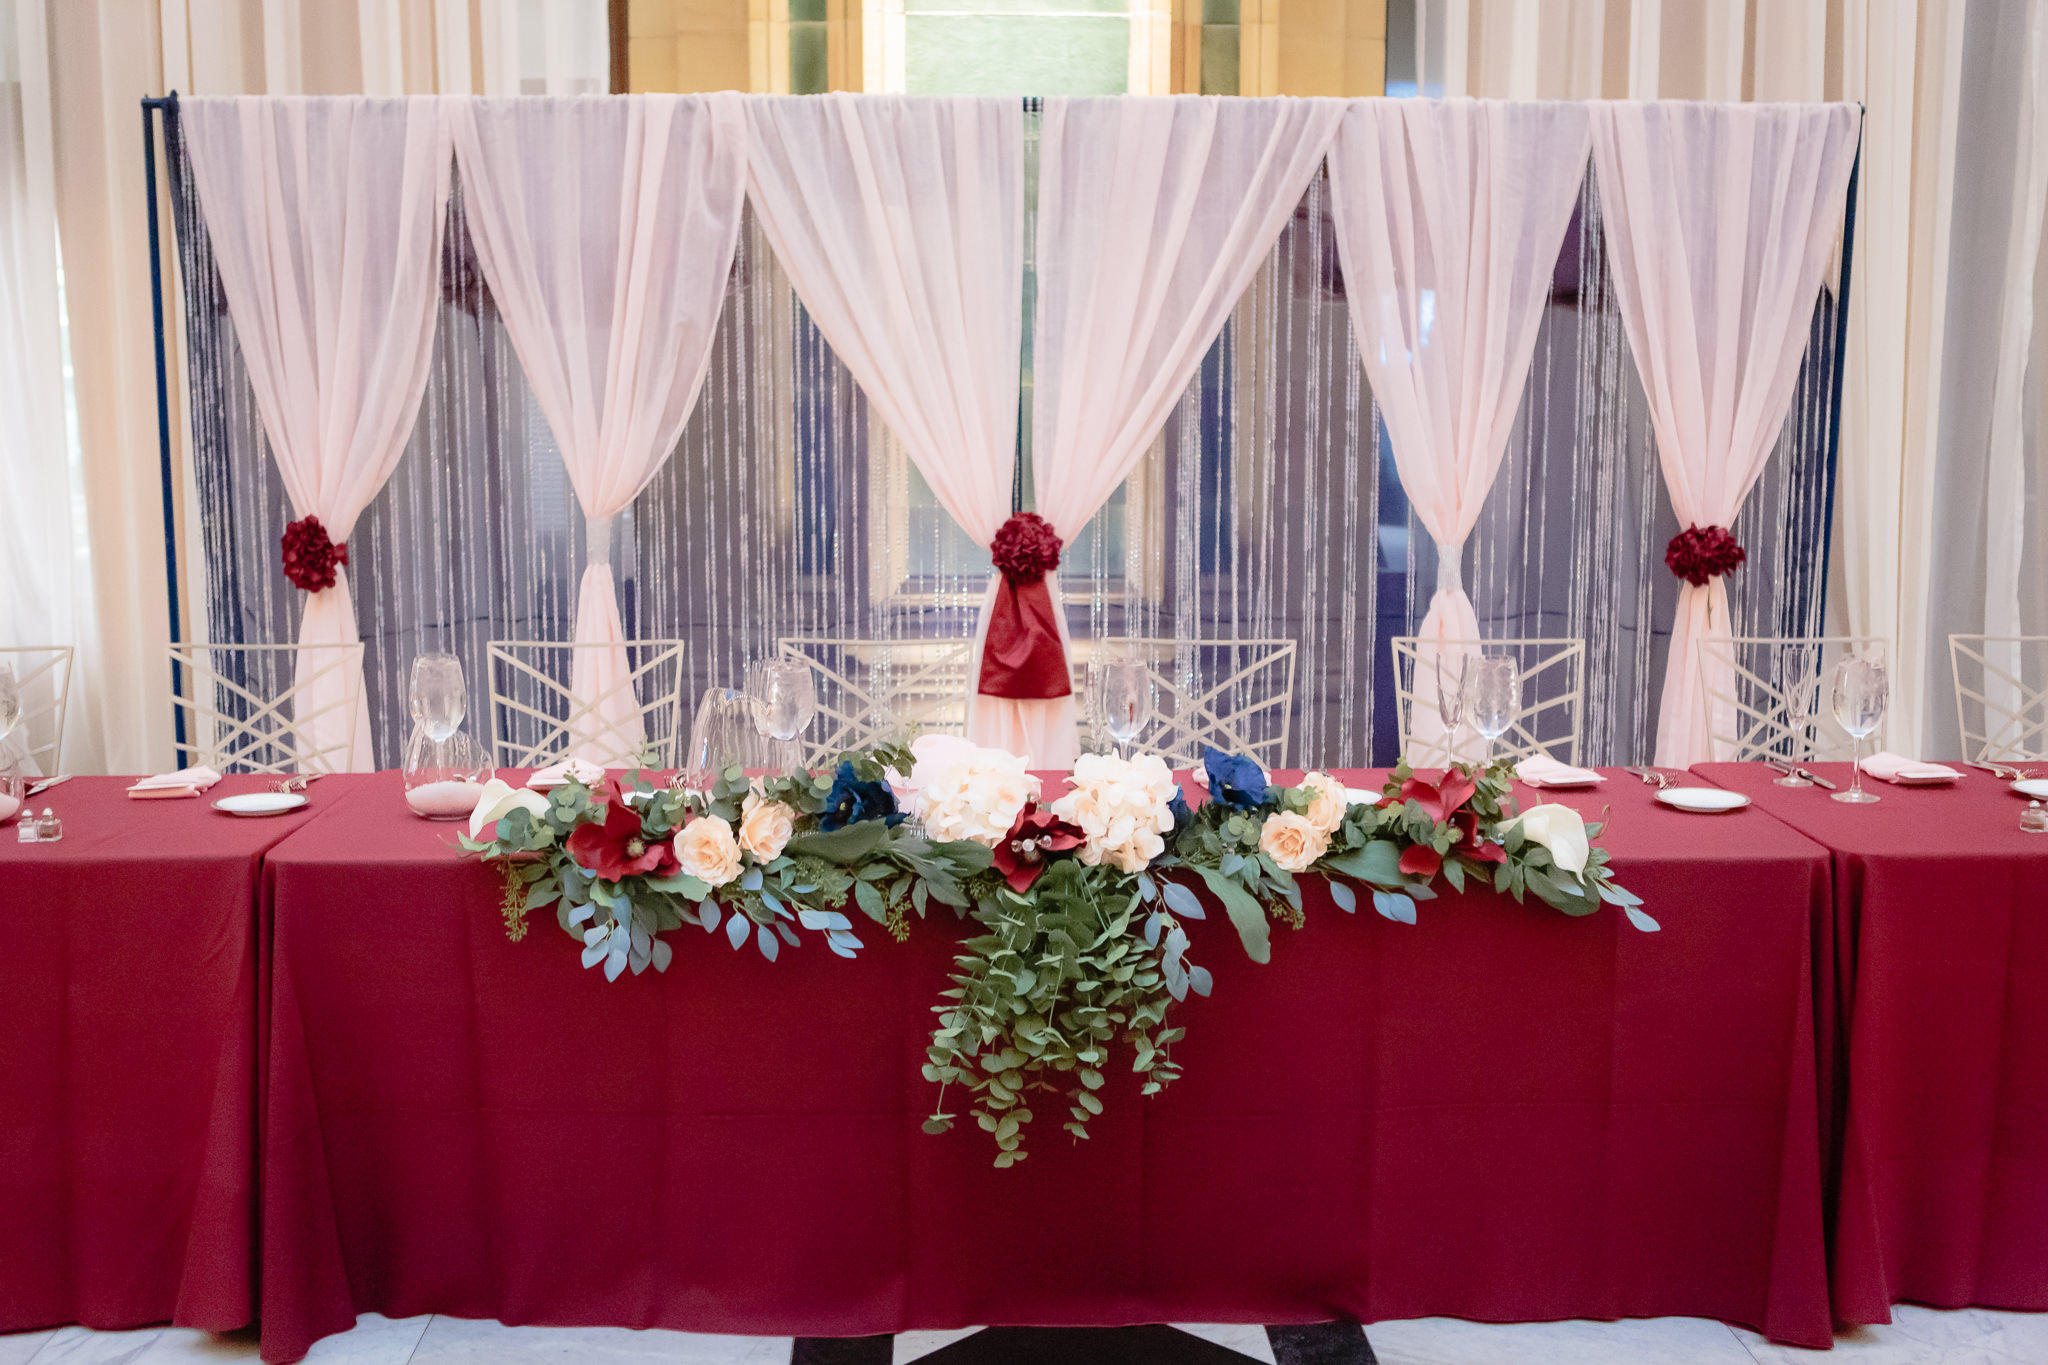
[
  {"left": 683, "top": 687, "right": 757, "bottom": 793},
  {"left": 1467, "top": 655, "right": 1521, "bottom": 760},
  {"left": 745, "top": 659, "right": 817, "bottom": 774},
  {"left": 409, "top": 653, "right": 467, "bottom": 743},
  {"left": 1830, "top": 649, "right": 1889, "bottom": 805},
  {"left": 1773, "top": 643, "right": 1819, "bottom": 786},
  {"left": 1091, "top": 660, "right": 1153, "bottom": 760}
]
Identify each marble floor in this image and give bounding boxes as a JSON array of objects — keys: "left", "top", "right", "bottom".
[{"left": 3, "top": 1307, "right": 2045, "bottom": 1365}]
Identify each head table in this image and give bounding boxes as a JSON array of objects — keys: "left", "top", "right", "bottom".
[
  {"left": 1694, "top": 764, "right": 2048, "bottom": 1329},
  {"left": 252, "top": 768, "right": 1835, "bottom": 1363}
]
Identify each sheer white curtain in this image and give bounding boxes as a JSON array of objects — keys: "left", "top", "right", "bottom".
[
  {"left": 742, "top": 94, "right": 1027, "bottom": 747},
  {"left": 1589, "top": 101, "right": 1860, "bottom": 767},
  {"left": 1326, "top": 98, "right": 1591, "bottom": 762},
  {"left": 183, "top": 95, "right": 453, "bottom": 771},
  {"left": 0, "top": 0, "right": 98, "bottom": 773},
  {"left": 452, "top": 93, "right": 748, "bottom": 762},
  {"left": 1031, "top": 94, "right": 1344, "bottom": 766}
]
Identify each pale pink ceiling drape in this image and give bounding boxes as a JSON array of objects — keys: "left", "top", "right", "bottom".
[
  {"left": 1029, "top": 95, "right": 1344, "bottom": 766},
  {"left": 742, "top": 95, "right": 1028, "bottom": 752},
  {"left": 1326, "top": 99, "right": 1592, "bottom": 763},
  {"left": 182, "top": 95, "right": 452, "bottom": 772},
  {"left": 1589, "top": 101, "right": 1861, "bottom": 766},
  {"left": 451, "top": 93, "right": 748, "bottom": 764}
]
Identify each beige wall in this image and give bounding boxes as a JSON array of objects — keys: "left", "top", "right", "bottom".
[
  {"left": 1266, "top": 0, "right": 1385, "bottom": 97},
  {"left": 627, "top": 0, "right": 751, "bottom": 92}
]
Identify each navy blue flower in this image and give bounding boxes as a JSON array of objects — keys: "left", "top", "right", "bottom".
[
  {"left": 819, "top": 760, "right": 904, "bottom": 831},
  {"left": 1203, "top": 747, "right": 1271, "bottom": 809},
  {"left": 1167, "top": 785, "right": 1193, "bottom": 830}
]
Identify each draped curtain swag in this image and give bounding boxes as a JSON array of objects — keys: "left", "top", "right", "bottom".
[
  {"left": 182, "top": 95, "right": 453, "bottom": 772},
  {"left": 1029, "top": 94, "right": 1346, "bottom": 765},
  {"left": 742, "top": 94, "right": 1030, "bottom": 750},
  {"left": 1326, "top": 98, "right": 1593, "bottom": 762},
  {"left": 451, "top": 93, "right": 749, "bottom": 763},
  {"left": 1589, "top": 101, "right": 1861, "bottom": 766}
]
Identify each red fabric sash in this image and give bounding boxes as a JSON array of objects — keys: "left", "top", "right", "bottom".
[{"left": 978, "top": 573, "right": 1072, "bottom": 699}]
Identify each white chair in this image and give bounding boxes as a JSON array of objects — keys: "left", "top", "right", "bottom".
[
  {"left": 1698, "top": 635, "right": 1890, "bottom": 763},
  {"left": 0, "top": 645, "right": 74, "bottom": 776},
  {"left": 1392, "top": 636, "right": 1584, "bottom": 767},
  {"left": 777, "top": 634, "right": 1298, "bottom": 769},
  {"left": 486, "top": 639, "right": 688, "bottom": 770},
  {"left": 168, "top": 641, "right": 365, "bottom": 774},
  {"left": 1949, "top": 635, "right": 2048, "bottom": 762}
]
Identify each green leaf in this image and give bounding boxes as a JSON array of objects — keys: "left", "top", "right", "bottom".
[
  {"left": 1194, "top": 864, "right": 1271, "bottom": 964},
  {"left": 1326, "top": 840, "right": 1405, "bottom": 887},
  {"left": 785, "top": 820, "right": 891, "bottom": 865},
  {"left": 853, "top": 878, "right": 886, "bottom": 923}
]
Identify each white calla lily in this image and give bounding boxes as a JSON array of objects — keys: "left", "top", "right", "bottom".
[
  {"left": 1506, "top": 802, "right": 1591, "bottom": 878},
  {"left": 468, "top": 777, "right": 551, "bottom": 840}
]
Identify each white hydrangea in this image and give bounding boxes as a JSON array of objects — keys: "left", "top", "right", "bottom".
[
  {"left": 1050, "top": 752, "right": 1179, "bottom": 874},
  {"left": 910, "top": 741, "right": 1041, "bottom": 848}
]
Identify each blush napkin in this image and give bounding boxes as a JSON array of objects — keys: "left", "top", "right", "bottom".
[
  {"left": 1515, "top": 754, "right": 1604, "bottom": 787},
  {"left": 126, "top": 765, "right": 224, "bottom": 799},
  {"left": 1858, "top": 751, "right": 1964, "bottom": 783}
]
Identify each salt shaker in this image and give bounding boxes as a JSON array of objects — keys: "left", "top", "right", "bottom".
[
  {"left": 15, "top": 811, "right": 35, "bottom": 843},
  {"left": 2022, "top": 801, "right": 2048, "bottom": 835},
  {"left": 35, "top": 807, "right": 61, "bottom": 842}
]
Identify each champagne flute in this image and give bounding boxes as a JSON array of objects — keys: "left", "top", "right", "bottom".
[
  {"left": 746, "top": 659, "right": 817, "bottom": 774},
  {"left": 1467, "top": 655, "right": 1520, "bottom": 761},
  {"left": 1092, "top": 660, "right": 1152, "bottom": 759},
  {"left": 408, "top": 653, "right": 467, "bottom": 743},
  {"left": 1774, "top": 643, "right": 1818, "bottom": 786},
  {"left": 1433, "top": 652, "right": 1468, "bottom": 768},
  {"left": 1830, "top": 649, "right": 1888, "bottom": 805}
]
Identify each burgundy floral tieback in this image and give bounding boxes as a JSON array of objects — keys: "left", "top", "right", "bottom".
[
  {"left": 1665, "top": 524, "right": 1745, "bottom": 588},
  {"left": 978, "top": 512, "right": 1073, "bottom": 700},
  {"left": 281, "top": 515, "right": 349, "bottom": 592}
]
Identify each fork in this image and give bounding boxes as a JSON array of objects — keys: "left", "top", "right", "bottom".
[{"left": 273, "top": 773, "right": 325, "bottom": 794}]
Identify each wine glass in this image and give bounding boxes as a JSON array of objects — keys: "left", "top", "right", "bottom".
[
  {"left": 1433, "top": 652, "right": 1468, "bottom": 767},
  {"left": 1830, "top": 648, "right": 1889, "bottom": 805},
  {"left": 0, "top": 662, "right": 21, "bottom": 745},
  {"left": 409, "top": 653, "right": 467, "bottom": 743},
  {"left": 1091, "top": 660, "right": 1153, "bottom": 759},
  {"left": 1467, "top": 655, "right": 1520, "bottom": 760},
  {"left": 1773, "top": 642, "right": 1819, "bottom": 786},
  {"left": 745, "top": 659, "right": 817, "bottom": 774},
  {"left": 682, "top": 687, "right": 757, "bottom": 792}
]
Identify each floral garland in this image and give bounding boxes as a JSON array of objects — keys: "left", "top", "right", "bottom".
[{"left": 464, "top": 740, "right": 1653, "bottom": 1165}]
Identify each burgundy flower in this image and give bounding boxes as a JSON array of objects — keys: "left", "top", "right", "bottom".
[
  {"left": 990, "top": 512, "right": 1063, "bottom": 584},
  {"left": 991, "top": 801, "right": 1084, "bottom": 893},
  {"left": 281, "top": 515, "right": 350, "bottom": 592},
  {"left": 565, "top": 784, "right": 679, "bottom": 882},
  {"left": 1395, "top": 770, "right": 1504, "bottom": 879},
  {"left": 1664, "top": 524, "right": 1746, "bottom": 588}
]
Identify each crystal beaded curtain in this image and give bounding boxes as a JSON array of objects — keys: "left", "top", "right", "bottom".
[{"left": 169, "top": 108, "right": 1837, "bottom": 772}]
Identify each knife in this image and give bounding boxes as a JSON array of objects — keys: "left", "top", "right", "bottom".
[
  {"left": 1793, "top": 767, "right": 1837, "bottom": 790},
  {"left": 25, "top": 775, "right": 70, "bottom": 797}
]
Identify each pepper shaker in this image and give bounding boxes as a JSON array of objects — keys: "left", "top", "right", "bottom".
[
  {"left": 35, "top": 807, "right": 61, "bottom": 842},
  {"left": 2022, "top": 801, "right": 2048, "bottom": 835}
]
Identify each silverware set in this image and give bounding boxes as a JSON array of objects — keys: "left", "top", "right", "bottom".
[
  {"left": 1626, "top": 766, "right": 1675, "bottom": 789},
  {"left": 272, "top": 773, "right": 324, "bottom": 794},
  {"left": 24, "top": 775, "right": 69, "bottom": 798},
  {"left": 1967, "top": 761, "right": 2039, "bottom": 781},
  {"left": 1763, "top": 758, "right": 1837, "bottom": 790}
]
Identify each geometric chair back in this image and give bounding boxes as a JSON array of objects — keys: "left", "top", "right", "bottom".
[
  {"left": 167, "top": 640, "right": 365, "bottom": 774},
  {"left": 486, "top": 639, "right": 688, "bottom": 770},
  {"left": 1949, "top": 634, "right": 2048, "bottom": 762},
  {"left": 1697, "top": 635, "right": 1890, "bottom": 763},
  {"left": 777, "top": 634, "right": 1298, "bottom": 769},
  {"left": 0, "top": 645, "right": 74, "bottom": 776},
  {"left": 1390, "top": 636, "right": 1584, "bottom": 767}
]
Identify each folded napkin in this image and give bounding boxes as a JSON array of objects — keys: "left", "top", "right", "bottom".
[
  {"left": 126, "top": 765, "right": 223, "bottom": 799},
  {"left": 1859, "top": 751, "right": 1964, "bottom": 783},
  {"left": 529, "top": 757, "right": 607, "bottom": 789},
  {"left": 1515, "top": 754, "right": 1603, "bottom": 787}
]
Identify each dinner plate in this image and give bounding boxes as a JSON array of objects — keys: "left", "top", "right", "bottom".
[
  {"left": 1654, "top": 786, "right": 1750, "bottom": 814},
  {"left": 1344, "top": 787, "right": 1381, "bottom": 806},
  {"left": 1526, "top": 775, "right": 1603, "bottom": 790},
  {"left": 1883, "top": 770, "right": 1961, "bottom": 786},
  {"left": 213, "top": 791, "right": 309, "bottom": 817},
  {"left": 2012, "top": 778, "right": 2048, "bottom": 800}
]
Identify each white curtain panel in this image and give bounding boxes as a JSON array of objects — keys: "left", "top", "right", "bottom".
[
  {"left": 1326, "top": 97, "right": 1592, "bottom": 763},
  {"left": 743, "top": 94, "right": 1029, "bottom": 751},
  {"left": 183, "top": 95, "right": 453, "bottom": 772},
  {"left": 452, "top": 93, "right": 748, "bottom": 763},
  {"left": 1031, "top": 94, "right": 1345, "bottom": 766},
  {"left": 1589, "top": 100, "right": 1861, "bottom": 767}
]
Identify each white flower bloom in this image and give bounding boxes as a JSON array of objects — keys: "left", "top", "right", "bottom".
[
  {"left": 678, "top": 815, "right": 743, "bottom": 887},
  {"left": 1051, "top": 752, "right": 1178, "bottom": 874},
  {"left": 912, "top": 743, "right": 1041, "bottom": 847},
  {"left": 468, "top": 777, "right": 551, "bottom": 841},
  {"left": 1258, "top": 810, "right": 1329, "bottom": 872},
  {"left": 1506, "top": 803, "right": 1591, "bottom": 878},
  {"left": 738, "top": 791, "right": 796, "bottom": 862}
]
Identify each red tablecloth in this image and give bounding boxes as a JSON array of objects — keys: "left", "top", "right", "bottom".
[
  {"left": 0, "top": 774, "right": 361, "bottom": 1335},
  {"left": 255, "top": 768, "right": 1838, "bottom": 1362},
  {"left": 1694, "top": 762, "right": 2048, "bottom": 1324}
]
